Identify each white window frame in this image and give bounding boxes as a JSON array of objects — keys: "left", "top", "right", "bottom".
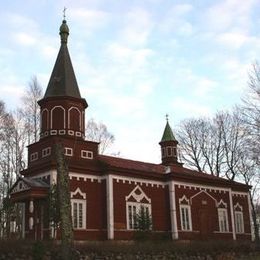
[
  {"left": 180, "top": 204, "right": 192, "bottom": 231},
  {"left": 234, "top": 211, "right": 244, "bottom": 233},
  {"left": 65, "top": 147, "right": 73, "bottom": 156},
  {"left": 81, "top": 150, "right": 93, "bottom": 159},
  {"left": 218, "top": 208, "right": 229, "bottom": 232},
  {"left": 42, "top": 147, "right": 51, "bottom": 158},
  {"left": 30, "top": 152, "right": 38, "bottom": 162},
  {"left": 71, "top": 199, "right": 86, "bottom": 230},
  {"left": 126, "top": 202, "right": 152, "bottom": 230}
]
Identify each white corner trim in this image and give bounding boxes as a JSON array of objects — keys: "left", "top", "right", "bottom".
[
  {"left": 107, "top": 175, "right": 114, "bottom": 239},
  {"left": 71, "top": 187, "right": 86, "bottom": 199},
  {"left": 229, "top": 188, "right": 236, "bottom": 240},
  {"left": 169, "top": 180, "right": 178, "bottom": 239}
]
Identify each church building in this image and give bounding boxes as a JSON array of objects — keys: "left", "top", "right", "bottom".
[{"left": 10, "top": 19, "right": 252, "bottom": 241}]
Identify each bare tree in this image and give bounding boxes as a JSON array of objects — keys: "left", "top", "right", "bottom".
[
  {"left": 242, "top": 62, "right": 260, "bottom": 166},
  {"left": 21, "top": 76, "right": 43, "bottom": 144},
  {"left": 86, "top": 118, "right": 115, "bottom": 154},
  {"left": 177, "top": 115, "right": 225, "bottom": 177}
]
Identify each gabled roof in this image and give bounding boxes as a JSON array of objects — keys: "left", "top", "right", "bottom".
[
  {"left": 161, "top": 120, "right": 176, "bottom": 142},
  {"left": 10, "top": 177, "right": 49, "bottom": 202},
  {"left": 44, "top": 20, "right": 81, "bottom": 99}
]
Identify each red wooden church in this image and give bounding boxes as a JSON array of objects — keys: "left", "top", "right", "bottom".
[{"left": 10, "top": 19, "right": 252, "bottom": 241}]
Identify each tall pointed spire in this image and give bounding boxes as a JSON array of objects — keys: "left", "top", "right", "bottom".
[
  {"left": 159, "top": 115, "right": 180, "bottom": 165},
  {"left": 161, "top": 115, "right": 176, "bottom": 142},
  {"left": 43, "top": 18, "right": 82, "bottom": 99}
]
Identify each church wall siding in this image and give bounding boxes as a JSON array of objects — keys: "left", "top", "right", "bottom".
[{"left": 112, "top": 179, "right": 171, "bottom": 240}]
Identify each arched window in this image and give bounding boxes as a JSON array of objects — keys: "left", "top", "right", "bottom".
[
  {"left": 51, "top": 106, "right": 65, "bottom": 129},
  {"left": 125, "top": 186, "right": 152, "bottom": 230},
  {"left": 68, "top": 107, "right": 81, "bottom": 131},
  {"left": 41, "top": 109, "right": 48, "bottom": 132}
]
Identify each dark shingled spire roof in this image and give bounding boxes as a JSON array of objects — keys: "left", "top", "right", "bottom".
[
  {"left": 161, "top": 120, "right": 176, "bottom": 142},
  {"left": 44, "top": 19, "right": 81, "bottom": 99}
]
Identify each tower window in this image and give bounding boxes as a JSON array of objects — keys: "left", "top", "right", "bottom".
[
  {"left": 81, "top": 150, "right": 93, "bottom": 159},
  {"left": 65, "top": 148, "right": 73, "bottom": 156},
  {"left": 166, "top": 147, "right": 172, "bottom": 157},
  {"left": 42, "top": 147, "right": 51, "bottom": 158},
  {"left": 30, "top": 152, "right": 38, "bottom": 162}
]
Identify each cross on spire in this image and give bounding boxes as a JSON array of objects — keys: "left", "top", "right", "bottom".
[
  {"left": 63, "top": 7, "right": 67, "bottom": 20},
  {"left": 166, "top": 114, "right": 169, "bottom": 122}
]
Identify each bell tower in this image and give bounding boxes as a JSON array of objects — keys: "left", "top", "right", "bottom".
[
  {"left": 159, "top": 115, "right": 179, "bottom": 165},
  {"left": 38, "top": 19, "right": 88, "bottom": 140}
]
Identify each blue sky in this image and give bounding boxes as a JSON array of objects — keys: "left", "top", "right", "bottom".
[{"left": 0, "top": 0, "right": 259, "bottom": 163}]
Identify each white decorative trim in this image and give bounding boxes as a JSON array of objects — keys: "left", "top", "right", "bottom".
[
  {"left": 50, "top": 130, "right": 57, "bottom": 135},
  {"left": 179, "top": 195, "right": 190, "bottom": 205},
  {"left": 59, "top": 130, "right": 66, "bottom": 135},
  {"left": 11, "top": 180, "right": 30, "bottom": 194},
  {"left": 50, "top": 106, "right": 66, "bottom": 129},
  {"left": 68, "top": 130, "right": 74, "bottom": 136},
  {"left": 76, "top": 132, "right": 82, "bottom": 137},
  {"left": 232, "top": 191, "right": 248, "bottom": 197},
  {"left": 217, "top": 199, "right": 227, "bottom": 208},
  {"left": 173, "top": 181, "right": 230, "bottom": 193},
  {"left": 190, "top": 190, "right": 217, "bottom": 205},
  {"left": 113, "top": 175, "right": 166, "bottom": 188},
  {"left": 71, "top": 187, "right": 86, "bottom": 199},
  {"left": 68, "top": 107, "right": 82, "bottom": 130},
  {"left": 125, "top": 185, "right": 151, "bottom": 203},
  {"left": 234, "top": 203, "right": 243, "bottom": 211},
  {"left": 169, "top": 180, "right": 178, "bottom": 239},
  {"left": 107, "top": 175, "right": 114, "bottom": 239}
]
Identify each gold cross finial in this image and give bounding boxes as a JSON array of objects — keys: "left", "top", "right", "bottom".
[{"left": 63, "top": 7, "right": 67, "bottom": 20}]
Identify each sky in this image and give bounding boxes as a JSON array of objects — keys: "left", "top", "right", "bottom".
[{"left": 0, "top": 0, "right": 259, "bottom": 164}]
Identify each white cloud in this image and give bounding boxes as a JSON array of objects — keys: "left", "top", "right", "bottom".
[
  {"left": 69, "top": 8, "right": 110, "bottom": 36},
  {"left": 216, "top": 32, "right": 249, "bottom": 49},
  {"left": 205, "top": 0, "right": 257, "bottom": 33},
  {"left": 119, "top": 7, "right": 154, "bottom": 47},
  {"left": 159, "top": 4, "right": 194, "bottom": 36},
  {"left": 171, "top": 97, "right": 212, "bottom": 118},
  {"left": 14, "top": 32, "right": 36, "bottom": 46}
]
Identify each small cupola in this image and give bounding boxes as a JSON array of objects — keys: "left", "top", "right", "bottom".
[{"left": 159, "top": 115, "right": 179, "bottom": 165}]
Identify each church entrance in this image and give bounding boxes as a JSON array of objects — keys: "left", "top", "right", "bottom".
[{"left": 199, "top": 208, "right": 212, "bottom": 240}]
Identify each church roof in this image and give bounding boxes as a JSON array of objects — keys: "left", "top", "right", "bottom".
[
  {"left": 44, "top": 19, "right": 81, "bottom": 99},
  {"left": 161, "top": 120, "right": 176, "bottom": 142},
  {"left": 98, "top": 155, "right": 250, "bottom": 190}
]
